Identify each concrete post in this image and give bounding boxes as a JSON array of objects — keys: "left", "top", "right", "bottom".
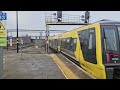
[
  {"left": 46, "top": 25, "right": 49, "bottom": 52},
  {"left": 0, "top": 47, "right": 3, "bottom": 79}
]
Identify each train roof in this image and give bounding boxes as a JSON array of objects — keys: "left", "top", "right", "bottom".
[
  {"left": 52, "top": 20, "right": 120, "bottom": 38},
  {"left": 94, "top": 20, "right": 120, "bottom": 25}
]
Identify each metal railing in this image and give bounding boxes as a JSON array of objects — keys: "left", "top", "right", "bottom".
[
  {"left": 7, "top": 29, "right": 67, "bottom": 33},
  {"left": 45, "top": 14, "right": 85, "bottom": 24}
]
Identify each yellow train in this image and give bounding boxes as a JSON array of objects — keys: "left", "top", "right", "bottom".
[{"left": 49, "top": 20, "right": 120, "bottom": 79}]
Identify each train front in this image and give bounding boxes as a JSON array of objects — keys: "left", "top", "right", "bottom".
[{"left": 101, "top": 23, "right": 120, "bottom": 79}]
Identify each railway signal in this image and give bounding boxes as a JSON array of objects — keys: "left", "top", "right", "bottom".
[
  {"left": 85, "top": 11, "right": 90, "bottom": 23},
  {"left": 57, "top": 11, "right": 62, "bottom": 22}
]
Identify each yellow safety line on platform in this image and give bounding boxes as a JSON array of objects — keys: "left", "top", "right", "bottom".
[{"left": 50, "top": 54, "right": 78, "bottom": 79}]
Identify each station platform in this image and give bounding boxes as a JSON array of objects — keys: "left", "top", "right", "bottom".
[
  {"left": 3, "top": 46, "right": 95, "bottom": 79},
  {"left": 3, "top": 47, "right": 65, "bottom": 79}
]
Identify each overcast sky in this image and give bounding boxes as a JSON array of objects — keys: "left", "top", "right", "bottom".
[{"left": 2, "top": 11, "right": 120, "bottom": 37}]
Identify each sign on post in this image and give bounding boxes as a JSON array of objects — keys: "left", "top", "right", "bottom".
[
  {"left": 10, "top": 36, "right": 12, "bottom": 39},
  {"left": 0, "top": 12, "right": 7, "bottom": 20},
  {"left": 0, "top": 30, "right": 7, "bottom": 37},
  {"left": 0, "top": 12, "right": 7, "bottom": 47},
  {"left": 0, "top": 38, "right": 7, "bottom": 46}
]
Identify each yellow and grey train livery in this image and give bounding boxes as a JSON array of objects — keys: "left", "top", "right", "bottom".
[{"left": 49, "top": 20, "right": 120, "bottom": 79}]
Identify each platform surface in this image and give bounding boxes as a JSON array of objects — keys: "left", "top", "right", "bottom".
[{"left": 3, "top": 47, "right": 65, "bottom": 79}]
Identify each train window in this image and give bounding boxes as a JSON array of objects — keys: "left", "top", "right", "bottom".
[
  {"left": 61, "top": 38, "right": 66, "bottom": 48},
  {"left": 61, "top": 38, "right": 72, "bottom": 50},
  {"left": 58, "top": 39, "right": 61, "bottom": 46},
  {"left": 49, "top": 40, "right": 51, "bottom": 47},
  {"left": 101, "top": 25, "right": 120, "bottom": 64},
  {"left": 118, "top": 27, "right": 120, "bottom": 38},
  {"left": 52, "top": 39, "right": 58, "bottom": 47},
  {"left": 67, "top": 38, "right": 70, "bottom": 42},
  {"left": 104, "top": 28, "right": 117, "bottom": 51},
  {"left": 87, "top": 28, "right": 96, "bottom": 64},
  {"left": 56, "top": 39, "right": 58, "bottom": 46},
  {"left": 88, "top": 34, "right": 93, "bottom": 49},
  {"left": 78, "top": 28, "right": 97, "bottom": 64},
  {"left": 70, "top": 38, "right": 77, "bottom": 51},
  {"left": 53, "top": 39, "right": 55, "bottom": 47},
  {"left": 73, "top": 39, "right": 77, "bottom": 43},
  {"left": 51, "top": 40, "right": 53, "bottom": 47},
  {"left": 66, "top": 38, "right": 71, "bottom": 50}
]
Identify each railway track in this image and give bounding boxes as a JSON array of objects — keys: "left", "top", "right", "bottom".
[
  {"left": 49, "top": 47, "right": 81, "bottom": 68},
  {"left": 49, "top": 48, "right": 96, "bottom": 79}
]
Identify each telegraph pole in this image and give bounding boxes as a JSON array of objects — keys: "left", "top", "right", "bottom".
[
  {"left": 45, "top": 25, "right": 49, "bottom": 52},
  {"left": 16, "top": 11, "right": 19, "bottom": 53},
  {"left": 45, "top": 12, "right": 49, "bottom": 53}
]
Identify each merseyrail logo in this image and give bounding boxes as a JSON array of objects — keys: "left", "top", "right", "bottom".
[{"left": 0, "top": 30, "right": 7, "bottom": 37}]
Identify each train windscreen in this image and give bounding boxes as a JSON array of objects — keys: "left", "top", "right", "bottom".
[
  {"left": 101, "top": 25, "right": 120, "bottom": 64},
  {"left": 104, "top": 27, "right": 117, "bottom": 51}
]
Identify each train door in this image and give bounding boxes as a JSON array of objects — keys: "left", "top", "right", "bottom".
[
  {"left": 78, "top": 27, "right": 97, "bottom": 64},
  {"left": 84, "top": 28, "right": 97, "bottom": 64}
]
